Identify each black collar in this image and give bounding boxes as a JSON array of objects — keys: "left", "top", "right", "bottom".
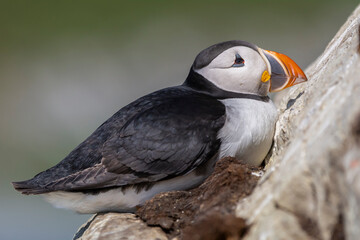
[{"left": 183, "top": 68, "right": 270, "bottom": 102}]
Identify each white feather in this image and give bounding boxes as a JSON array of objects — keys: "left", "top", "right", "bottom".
[{"left": 218, "top": 98, "right": 277, "bottom": 166}]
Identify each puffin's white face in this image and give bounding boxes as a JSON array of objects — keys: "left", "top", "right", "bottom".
[{"left": 195, "top": 46, "right": 269, "bottom": 95}]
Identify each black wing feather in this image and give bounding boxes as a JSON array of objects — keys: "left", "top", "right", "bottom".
[{"left": 13, "top": 86, "right": 225, "bottom": 194}]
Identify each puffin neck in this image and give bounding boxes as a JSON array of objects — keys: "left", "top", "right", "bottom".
[{"left": 183, "top": 68, "right": 270, "bottom": 102}]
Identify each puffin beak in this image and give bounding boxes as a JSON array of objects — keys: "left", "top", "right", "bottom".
[{"left": 261, "top": 49, "right": 307, "bottom": 92}]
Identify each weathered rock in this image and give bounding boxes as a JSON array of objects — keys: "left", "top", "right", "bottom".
[
  {"left": 73, "top": 213, "right": 168, "bottom": 240},
  {"left": 236, "top": 4, "right": 360, "bottom": 240},
  {"left": 137, "top": 157, "right": 259, "bottom": 239},
  {"left": 75, "top": 4, "right": 360, "bottom": 240}
]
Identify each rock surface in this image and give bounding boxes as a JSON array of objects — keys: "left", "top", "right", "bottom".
[
  {"left": 73, "top": 213, "right": 167, "bottom": 240},
  {"left": 236, "top": 4, "right": 360, "bottom": 240},
  {"left": 75, "top": 4, "right": 360, "bottom": 240}
]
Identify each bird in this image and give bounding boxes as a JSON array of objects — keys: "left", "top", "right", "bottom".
[{"left": 12, "top": 40, "right": 307, "bottom": 214}]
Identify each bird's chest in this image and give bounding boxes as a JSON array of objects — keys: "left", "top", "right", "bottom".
[{"left": 218, "top": 98, "right": 278, "bottom": 166}]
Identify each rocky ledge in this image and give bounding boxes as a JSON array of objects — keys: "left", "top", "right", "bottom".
[{"left": 75, "top": 4, "right": 360, "bottom": 240}]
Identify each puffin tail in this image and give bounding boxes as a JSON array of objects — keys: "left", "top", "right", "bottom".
[{"left": 12, "top": 180, "right": 48, "bottom": 195}]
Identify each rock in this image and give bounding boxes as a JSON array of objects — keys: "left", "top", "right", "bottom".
[
  {"left": 137, "top": 157, "right": 259, "bottom": 239},
  {"left": 236, "top": 4, "right": 360, "bottom": 240},
  {"left": 181, "top": 214, "right": 248, "bottom": 240},
  {"left": 73, "top": 213, "right": 167, "bottom": 240},
  {"left": 75, "top": 4, "right": 360, "bottom": 240}
]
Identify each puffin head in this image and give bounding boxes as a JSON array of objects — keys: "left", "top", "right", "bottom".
[{"left": 185, "top": 40, "right": 307, "bottom": 97}]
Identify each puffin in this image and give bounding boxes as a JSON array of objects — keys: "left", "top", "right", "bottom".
[{"left": 13, "top": 40, "right": 307, "bottom": 213}]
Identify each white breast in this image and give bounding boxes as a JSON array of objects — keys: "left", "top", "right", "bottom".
[{"left": 218, "top": 98, "right": 278, "bottom": 166}]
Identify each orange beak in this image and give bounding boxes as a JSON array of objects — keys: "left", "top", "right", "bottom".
[{"left": 262, "top": 50, "right": 307, "bottom": 92}]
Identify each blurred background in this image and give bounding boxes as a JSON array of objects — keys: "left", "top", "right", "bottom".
[{"left": 1, "top": 0, "right": 359, "bottom": 239}]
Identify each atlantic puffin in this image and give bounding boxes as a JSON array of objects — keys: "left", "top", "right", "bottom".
[{"left": 13, "top": 40, "right": 307, "bottom": 213}]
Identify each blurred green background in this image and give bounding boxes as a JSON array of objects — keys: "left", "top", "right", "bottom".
[{"left": 1, "top": 0, "right": 358, "bottom": 239}]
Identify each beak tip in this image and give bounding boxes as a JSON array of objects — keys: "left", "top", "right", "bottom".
[
  {"left": 296, "top": 74, "right": 308, "bottom": 83},
  {"left": 293, "top": 79, "right": 306, "bottom": 87}
]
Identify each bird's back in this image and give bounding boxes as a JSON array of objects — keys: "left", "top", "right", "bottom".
[{"left": 13, "top": 86, "right": 225, "bottom": 194}]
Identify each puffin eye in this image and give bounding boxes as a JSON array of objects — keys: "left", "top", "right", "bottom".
[{"left": 232, "top": 53, "right": 245, "bottom": 67}]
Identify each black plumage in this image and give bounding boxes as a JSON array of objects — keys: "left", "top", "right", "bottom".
[{"left": 13, "top": 86, "right": 226, "bottom": 194}]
